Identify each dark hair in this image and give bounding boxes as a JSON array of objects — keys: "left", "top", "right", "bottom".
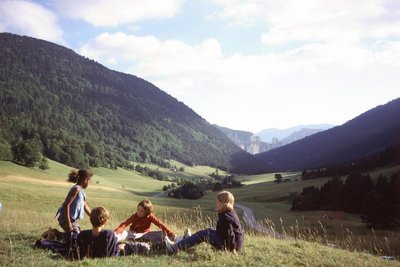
[
  {"left": 90, "top": 206, "right": 110, "bottom": 227},
  {"left": 67, "top": 169, "right": 93, "bottom": 184},
  {"left": 138, "top": 199, "right": 153, "bottom": 216}
]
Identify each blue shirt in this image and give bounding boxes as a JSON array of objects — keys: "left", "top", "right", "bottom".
[
  {"left": 77, "top": 229, "right": 120, "bottom": 259},
  {"left": 58, "top": 184, "right": 86, "bottom": 222}
]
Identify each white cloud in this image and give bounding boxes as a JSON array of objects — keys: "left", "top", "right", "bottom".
[
  {"left": 0, "top": 0, "right": 64, "bottom": 43},
  {"left": 212, "top": 0, "right": 400, "bottom": 45},
  {"left": 53, "top": 0, "right": 184, "bottom": 27},
  {"left": 374, "top": 41, "right": 400, "bottom": 67},
  {"left": 79, "top": 32, "right": 400, "bottom": 131},
  {"left": 80, "top": 32, "right": 223, "bottom": 82},
  {"left": 211, "top": 0, "right": 268, "bottom": 26}
]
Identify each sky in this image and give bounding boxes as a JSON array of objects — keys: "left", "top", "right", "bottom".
[{"left": 1, "top": 0, "right": 399, "bottom": 133}]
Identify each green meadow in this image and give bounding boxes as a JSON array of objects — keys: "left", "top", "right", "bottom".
[{"left": 1, "top": 160, "right": 399, "bottom": 266}]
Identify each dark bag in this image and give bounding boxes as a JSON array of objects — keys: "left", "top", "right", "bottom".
[
  {"left": 35, "top": 231, "right": 79, "bottom": 260},
  {"left": 123, "top": 242, "right": 151, "bottom": 255},
  {"left": 35, "top": 239, "right": 68, "bottom": 255}
]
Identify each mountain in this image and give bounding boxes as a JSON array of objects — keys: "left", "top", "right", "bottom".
[
  {"left": 281, "top": 128, "right": 326, "bottom": 144},
  {"left": 0, "top": 33, "right": 252, "bottom": 171},
  {"left": 214, "top": 125, "right": 264, "bottom": 154},
  {"left": 255, "top": 99, "right": 400, "bottom": 171},
  {"left": 214, "top": 125, "right": 254, "bottom": 145},
  {"left": 256, "top": 124, "right": 334, "bottom": 143},
  {"left": 215, "top": 125, "right": 332, "bottom": 155}
]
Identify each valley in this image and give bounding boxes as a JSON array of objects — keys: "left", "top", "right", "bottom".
[
  {"left": 1, "top": 160, "right": 400, "bottom": 266},
  {"left": 1, "top": 32, "right": 400, "bottom": 266}
]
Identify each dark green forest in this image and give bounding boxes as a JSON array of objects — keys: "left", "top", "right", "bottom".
[
  {"left": 292, "top": 172, "right": 400, "bottom": 229},
  {"left": 0, "top": 33, "right": 254, "bottom": 172}
]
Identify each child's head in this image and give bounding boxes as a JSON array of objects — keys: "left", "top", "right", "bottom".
[
  {"left": 67, "top": 169, "right": 93, "bottom": 188},
  {"left": 90, "top": 206, "right": 110, "bottom": 227},
  {"left": 216, "top": 191, "right": 234, "bottom": 213},
  {"left": 136, "top": 199, "right": 153, "bottom": 218}
]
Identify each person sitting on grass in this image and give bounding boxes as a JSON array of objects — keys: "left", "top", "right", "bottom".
[
  {"left": 77, "top": 206, "right": 149, "bottom": 259},
  {"left": 77, "top": 206, "right": 119, "bottom": 259},
  {"left": 114, "top": 199, "right": 176, "bottom": 243},
  {"left": 165, "top": 191, "right": 244, "bottom": 254}
]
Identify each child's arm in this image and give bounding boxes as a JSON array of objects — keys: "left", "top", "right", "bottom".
[
  {"left": 62, "top": 187, "right": 79, "bottom": 232},
  {"left": 149, "top": 214, "right": 176, "bottom": 240},
  {"left": 84, "top": 202, "right": 91, "bottom": 216},
  {"left": 114, "top": 214, "right": 136, "bottom": 234}
]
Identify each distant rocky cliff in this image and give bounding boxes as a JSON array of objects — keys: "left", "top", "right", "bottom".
[
  {"left": 215, "top": 125, "right": 282, "bottom": 154},
  {"left": 215, "top": 125, "right": 331, "bottom": 154},
  {"left": 223, "top": 130, "right": 264, "bottom": 154}
]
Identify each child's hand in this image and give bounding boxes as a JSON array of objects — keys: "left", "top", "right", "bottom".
[
  {"left": 232, "top": 249, "right": 237, "bottom": 255},
  {"left": 169, "top": 234, "right": 177, "bottom": 241},
  {"left": 118, "top": 243, "right": 126, "bottom": 251}
]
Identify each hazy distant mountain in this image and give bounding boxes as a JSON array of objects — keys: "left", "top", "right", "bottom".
[
  {"left": 281, "top": 128, "right": 327, "bottom": 144},
  {"left": 216, "top": 124, "right": 333, "bottom": 155},
  {"left": 214, "top": 125, "right": 254, "bottom": 144},
  {"left": 0, "top": 33, "right": 252, "bottom": 172},
  {"left": 214, "top": 125, "right": 269, "bottom": 154},
  {"left": 256, "top": 99, "right": 400, "bottom": 171},
  {"left": 256, "top": 124, "right": 334, "bottom": 143}
]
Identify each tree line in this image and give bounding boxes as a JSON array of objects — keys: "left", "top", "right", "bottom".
[
  {"left": 291, "top": 172, "right": 400, "bottom": 229},
  {"left": 167, "top": 172, "right": 243, "bottom": 200}
]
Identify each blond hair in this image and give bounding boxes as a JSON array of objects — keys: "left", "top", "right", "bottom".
[
  {"left": 138, "top": 199, "right": 154, "bottom": 216},
  {"left": 216, "top": 191, "right": 234, "bottom": 212},
  {"left": 90, "top": 206, "right": 110, "bottom": 227}
]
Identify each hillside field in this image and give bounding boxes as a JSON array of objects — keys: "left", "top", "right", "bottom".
[{"left": 1, "top": 160, "right": 399, "bottom": 266}]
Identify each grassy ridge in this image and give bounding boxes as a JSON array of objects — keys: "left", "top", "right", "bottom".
[
  {"left": 140, "top": 159, "right": 226, "bottom": 182},
  {"left": 1, "top": 161, "right": 399, "bottom": 266}
]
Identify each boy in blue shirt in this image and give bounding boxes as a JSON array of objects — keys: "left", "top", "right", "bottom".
[
  {"left": 77, "top": 206, "right": 119, "bottom": 259},
  {"left": 77, "top": 206, "right": 150, "bottom": 259}
]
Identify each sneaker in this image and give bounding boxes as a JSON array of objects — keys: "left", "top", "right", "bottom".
[
  {"left": 183, "top": 228, "right": 191, "bottom": 239},
  {"left": 164, "top": 235, "right": 177, "bottom": 254}
]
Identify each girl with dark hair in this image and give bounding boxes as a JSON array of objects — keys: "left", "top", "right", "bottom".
[{"left": 57, "top": 169, "right": 93, "bottom": 241}]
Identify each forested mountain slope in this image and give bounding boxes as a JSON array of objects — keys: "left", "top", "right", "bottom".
[
  {"left": 0, "top": 33, "right": 252, "bottom": 172},
  {"left": 256, "top": 98, "right": 400, "bottom": 171}
]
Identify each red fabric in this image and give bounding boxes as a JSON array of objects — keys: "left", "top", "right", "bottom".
[{"left": 114, "top": 213, "right": 174, "bottom": 237}]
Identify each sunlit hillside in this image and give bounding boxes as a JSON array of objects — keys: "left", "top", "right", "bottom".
[{"left": 1, "top": 161, "right": 400, "bottom": 266}]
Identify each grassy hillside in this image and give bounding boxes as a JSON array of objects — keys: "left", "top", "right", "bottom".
[
  {"left": 223, "top": 167, "right": 400, "bottom": 260},
  {"left": 1, "top": 161, "right": 399, "bottom": 266},
  {"left": 140, "top": 159, "right": 226, "bottom": 182}
]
